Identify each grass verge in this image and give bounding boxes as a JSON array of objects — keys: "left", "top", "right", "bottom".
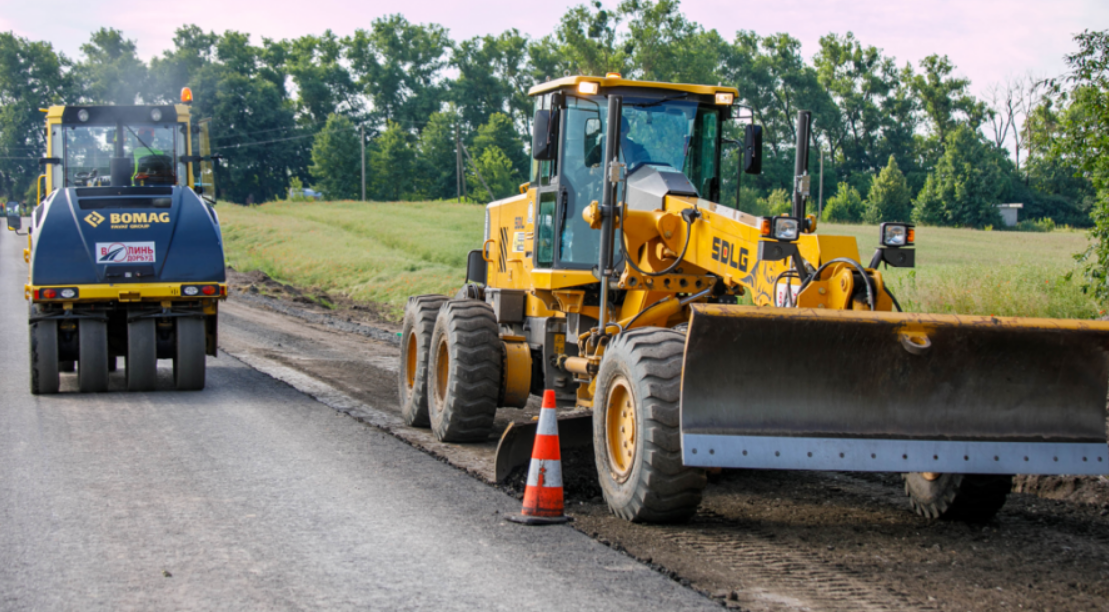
[{"left": 219, "top": 201, "right": 1102, "bottom": 321}]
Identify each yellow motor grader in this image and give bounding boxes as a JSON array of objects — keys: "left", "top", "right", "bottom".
[{"left": 399, "top": 74, "right": 1109, "bottom": 523}]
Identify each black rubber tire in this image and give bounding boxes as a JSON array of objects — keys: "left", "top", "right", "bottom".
[
  {"left": 593, "top": 328, "right": 706, "bottom": 523},
  {"left": 30, "top": 319, "right": 59, "bottom": 395},
  {"left": 173, "top": 317, "right": 206, "bottom": 391},
  {"left": 59, "top": 361, "right": 75, "bottom": 372},
  {"left": 398, "top": 295, "right": 448, "bottom": 427},
  {"left": 127, "top": 318, "right": 158, "bottom": 391},
  {"left": 427, "top": 299, "right": 502, "bottom": 442},
  {"left": 903, "top": 473, "right": 1013, "bottom": 522},
  {"left": 78, "top": 319, "right": 109, "bottom": 393}
]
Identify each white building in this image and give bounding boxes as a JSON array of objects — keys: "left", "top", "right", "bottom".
[{"left": 997, "top": 203, "right": 1023, "bottom": 227}]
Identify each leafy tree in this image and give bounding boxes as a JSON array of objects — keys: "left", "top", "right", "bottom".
[
  {"left": 472, "top": 112, "right": 527, "bottom": 179},
  {"left": 0, "top": 32, "right": 73, "bottom": 200},
  {"left": 468, "top": 145, "right": 517, "bottom": 201},
  {"left": 910, "top": 55, "right": 988, "bottom": 157},
  {"left": 864, "top": 155, "right": 912, "bottom": 223},
  {"left": 549, "top": 1, "right": 629, "bottom": 76},
  {"left": 451, "top": 30, "right": 534, "bottom": 134},
  {"left": 148, "top": 25, "right": 218, "bottom": 103},
  {"left": 370, "top": 120, "right": 417, "bottom": 201},
  {"left": 75, "top": 28, "right": 147, "bottom": 104},
  {"left": 620, "top": 0, "right": 725, "bottom": 84},
  {"left": 416, "top": 110, "right": 462, "bottom": 200},
  {"left": 309, "top": 114, "right": 361, "bottom": 200},
  {"left": 912, "top": 126, "right": 1006, "bottom": 227},
  {"left": 822, "top": 182, "right": 865, "bottom": 223},
  {"left": 346, "top": 15, "right": 451, "bottom": 132},
  {"left": 286, "top": 31, "right": 363, "bottom": 126},
  {"left": 757, "top": 188, "right": 791, "bottom": 216},
  {"left": 1057, "top": 30, "right": 1109, "bottom": 300}
]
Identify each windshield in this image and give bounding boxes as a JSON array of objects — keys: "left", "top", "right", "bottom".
[
  {"left": 557, "top": 93, "right": 719, "bottom": 267},
  {"left": 62, "top": 124, "right": 184, "bottom": 188}
]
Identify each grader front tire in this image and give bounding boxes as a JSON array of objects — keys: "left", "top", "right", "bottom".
[
  {"left": 398, "top": 295, "right": 448, "bottom": 427},
  {"left": 593, "top": 328, "right": 706, "bottom": 523},
  {"left": 904, "top": 473, "right": 1012, "bottom": 522},
  {"left": 427, "top": 299, "right": 502, "bottom": 443}
]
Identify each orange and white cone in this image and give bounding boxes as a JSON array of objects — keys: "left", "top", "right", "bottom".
[{"left": 507, "top": 389, "right": 571, "bottom": 525}]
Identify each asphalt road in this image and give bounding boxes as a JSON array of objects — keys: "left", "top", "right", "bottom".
[{"left": 0, "top": 226, "right": 715, "bottom": 611}]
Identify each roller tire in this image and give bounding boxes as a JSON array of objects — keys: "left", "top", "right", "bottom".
[
  {"left": 427, "top": 299, "right": 501, "bottom": 442},
  {"left": 30, "top": 319, "right": 59, "bottom": 395},
  {"left": 904, "top": 473, "right": 1012, "bottom": 522},
  {"left": 593, "top": 328, "right": 706, "bottom": 523},
  {"left": 127, "top": 318, "right": 158, "bottom": 391},
  {"left": 173, "top": 317, "right": 206, "bottom": 391},
  {"left": 78, "top": 319, "right": 109, "bottom": 393},
  {"left": 398, "top": 295, "right": 448, "bottom": 427}
]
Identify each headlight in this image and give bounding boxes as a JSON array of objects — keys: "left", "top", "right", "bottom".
[
  {"left": 77, "top": 109, "right": 89, "bottom": 122},
  {"left": 577, "top": 81, "right": 599, "bottom": 95},
  {"left": 60, "top": 288, "right": 77, "bottom": 299},
  {"left": 771, "top": 217, "right": 800, "bottom": 241},
  {"left": 715, "top": 92, "right": 734, "bottom": 105},
  {"left": 880, "top": 222, "right": 914, "bottom": 247},
  {"left": 150, "top": 108, "right": 162, "bottom": 122},
  {"left": 183, "top": 286, "right": 199, "bottom": 296}
]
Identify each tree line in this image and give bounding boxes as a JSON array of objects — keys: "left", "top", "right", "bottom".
[{"left": 0, "top": 0, "right": 1099, "bottom": 232}]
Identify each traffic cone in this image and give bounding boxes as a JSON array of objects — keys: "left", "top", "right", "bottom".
[{"left": 507, "top": 390, "right": 571, "bottom": 525}]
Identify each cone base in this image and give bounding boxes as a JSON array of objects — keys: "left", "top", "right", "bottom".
[{"left": 506, "top": 514, "right": 573, "bottom": 526}]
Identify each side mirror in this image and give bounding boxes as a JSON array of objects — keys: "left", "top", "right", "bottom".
[
  {"left": 743, "top": 124, "right": 762, "bottom": 175},
  {"left": 532, "top": 109, "right": 557, "bottom": 161},
  {"left": 7, "top": 203, "right": 22, "bottom": 232},
  {"left": 464, "top": 249, "right": 487, "bottom": 285}
]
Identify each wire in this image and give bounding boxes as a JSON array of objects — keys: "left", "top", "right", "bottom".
[
  {"left": 797, "top": 257, "right": 876, "bottom": 311},
  {"left": 620, "top": 204, "right": 698, "bottom": 278}
]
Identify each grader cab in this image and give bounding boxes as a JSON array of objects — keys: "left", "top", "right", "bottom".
[{"left": 400, "top": 75, "right": 1109, "bottom": 523}]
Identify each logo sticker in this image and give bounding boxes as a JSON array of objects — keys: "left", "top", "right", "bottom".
[
  {"left": 108, "top": 212, "right": 171, "bottom": 229},
  {"left": 96, "top": 242, "right": 156, "bottom": 264},
  {"left": 84, "top": 211, "right": 105, "bottom": 227}
]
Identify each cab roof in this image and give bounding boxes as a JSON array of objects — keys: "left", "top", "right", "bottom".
[
  {"left": 528, "top": 75, "right": 739, "bottom": 98},
  {"left": 43, "top": 104, "right": 192, "bottom": 124}
]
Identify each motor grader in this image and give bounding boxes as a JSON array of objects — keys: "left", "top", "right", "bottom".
[
  {"left": 400, "top": 74, "right": 1109, "bottom": 523},
  {"left": 11, "top": 88, "right": 226, "bottom": 394}
]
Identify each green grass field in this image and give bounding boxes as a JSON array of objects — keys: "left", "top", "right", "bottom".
[{"left": 218, "top": 200, "right": 1103, "bottom": 321}]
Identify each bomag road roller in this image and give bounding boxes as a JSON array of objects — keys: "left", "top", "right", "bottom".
[
  {"left": 19, "top": 88, "right": 225, "bottom": 394},
  {"left": 399, "top": 74, "right": 1109, "bottom": 523}
]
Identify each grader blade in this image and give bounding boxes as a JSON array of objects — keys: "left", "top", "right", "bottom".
[{"left": 680, "top": 305, "right": 1109, "bottom": 475}]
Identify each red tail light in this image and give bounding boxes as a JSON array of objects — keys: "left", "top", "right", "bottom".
[
  {"left": 201, "top": 285, "right": 217, "bottom": 296},
  {"left": 42, "top": 289, "right": 57, "bottom": 299}
]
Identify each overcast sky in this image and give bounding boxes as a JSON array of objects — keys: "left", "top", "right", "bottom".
[{"left": 2, "top": 0, "right": 1107, "bottom": 98}]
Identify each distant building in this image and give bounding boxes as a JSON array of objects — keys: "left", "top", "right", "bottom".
[{"left": 997, "top": 203, "right": 1023, "bottom": 227}]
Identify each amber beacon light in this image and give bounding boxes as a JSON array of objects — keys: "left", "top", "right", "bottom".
[{"left": 181, "top": 87, "right": 193, "bottom": 104}]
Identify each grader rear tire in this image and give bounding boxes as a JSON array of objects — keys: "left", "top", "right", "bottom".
[
  {"left": 398, "top": 295, "right": 448, "bottom": 427},
  {"left": 427, "top": 299, "right": 501, "bottom": 442},
  {"left": 78, "top": 319, "right": 109, "bottom": 393},
  {"left": 593, "top": 328, "right": 706, "bottom": 523},
  {"left": 904, "top": 473, "right": 1012, "bottom": 522},
  {"left": 30, "top": 319, "right": 59, "bottom": 395}
]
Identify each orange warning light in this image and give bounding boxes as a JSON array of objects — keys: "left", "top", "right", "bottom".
[{"left": 181, "top": 87, "right": 193, "bottom": 104}]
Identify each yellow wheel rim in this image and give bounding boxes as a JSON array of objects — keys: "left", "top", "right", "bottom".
[
  {"left": 606, "top": 376, "right": 636, "bottom": 481},
  {"left": 405, "top": 332, "right": 418, "bottom": 390},
  {"left": 434, "top": 337, "right": 450, "bottom": 406}
]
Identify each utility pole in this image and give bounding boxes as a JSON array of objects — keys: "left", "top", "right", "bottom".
[
  {"left": 360, "top": 125, "right": 366, "bottom": 202},
  {"left": 455, "top": 123, "right": 462, "bottom": 203},
  {"left": 818, "top": 149, "right": 824, "bottom": 219}
]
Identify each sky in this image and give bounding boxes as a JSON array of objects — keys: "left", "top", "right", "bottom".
[{"left": 1, "top": 0, "right": 1107, "bottom": 99}]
